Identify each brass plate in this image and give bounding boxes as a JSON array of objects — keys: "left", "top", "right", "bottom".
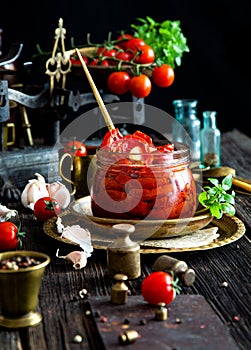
[
  {"left": 43, "top": 213, "right": 246, "bottom": 254},
  {"left": 68, "top": 196, "right": 213, "bottom": 239}
]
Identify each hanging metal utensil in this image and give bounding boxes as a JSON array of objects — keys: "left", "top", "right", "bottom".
[{"left": 45, "top": 18, "right": 71, "bottom": 107}]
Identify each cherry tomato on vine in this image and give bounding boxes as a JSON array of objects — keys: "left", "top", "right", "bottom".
[
  {"left": 70, "top": 54, "right": 89, "bottom": 66},
  {"left": 97, "top": 47, "right": 117, "bottom": 58},
  {"left": 115, "top": 51, "right": 132, "bottom": 62},
  {"left": 116, "top": 34, "right": 133, "bottom": 49},
  {"left": 125, "top": 37, "right": 146, "bottom": 51},
  {"left": 141, "top": 271, "right": 181, "bottom": 305},
  {"left": 64, "top": 140, "right": 87, "bottom": 156},
  {"left": 89, "top": 58, "right": 110, "bottom": 66},
  {"left": 129, "top": 74, "right": 152, "bottom": 98},
  {"left": 152, "top": 64, "right": 175, "bottom": 87},
  {"left": 134, "top": 45, "right": 155, "bottom": 64},
  {"left": 0, "top": 222, "right": 25, "bottom": 251},
  {"left": 34, "top": 197, "right": 61, "bottom": 223},
  {"left": 107, "top": 71, "right": 131, "bottom": 95}
]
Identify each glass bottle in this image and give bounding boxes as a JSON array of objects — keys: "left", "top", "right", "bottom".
[
  {"left": 172, "top": 99, "right": 201, "bottom": 162},
  {"left": 200, "top": 111, "right": 221, "bottom": 168}
]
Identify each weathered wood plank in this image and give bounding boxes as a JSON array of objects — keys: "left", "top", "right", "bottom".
[
  {"left": 0, "top": 129, "right": 251, "bottom": 350},
  {"left": 85, "top": 295, "right": 239, "bottom": 350}
]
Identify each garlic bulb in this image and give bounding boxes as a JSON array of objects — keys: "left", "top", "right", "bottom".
[
  {"left": 21, "top": 173, "right": 49, "bottom": 210},
  {"left": 47, "top": 181, "right": 71, "bottom": 209},
  {"left": 21, "top": 173, "right": 71, "bottom": 211}
]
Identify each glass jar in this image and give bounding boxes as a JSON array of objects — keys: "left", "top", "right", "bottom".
[
  {"left": 172, "top": 99, "right": 201, "bottom": 162},
  {"left": 91, "top": 143, "right": 197, "bottom": 221},
  {"left": 200, "top": 111, "right": 221, "bottom": 168}
]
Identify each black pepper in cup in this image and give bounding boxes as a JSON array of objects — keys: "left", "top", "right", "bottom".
[{"left": 0, "top": 256, "right": 42, "bottom": 270}]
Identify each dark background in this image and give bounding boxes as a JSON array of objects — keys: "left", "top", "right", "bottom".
[{"left": 1, "top": 0, "right": 251, "bottom": 137}]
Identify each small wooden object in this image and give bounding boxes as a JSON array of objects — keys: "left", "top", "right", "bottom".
[{"left": 75, "top": 48, "right": 115, "bottom": 131}]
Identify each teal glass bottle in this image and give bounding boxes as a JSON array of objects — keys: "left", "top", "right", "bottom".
[
  {"left": 200, "top": 111, "right": 221, "bottom": 168},
  {"left": 172, "top": 99, "right": 201, "bottom": 162}
]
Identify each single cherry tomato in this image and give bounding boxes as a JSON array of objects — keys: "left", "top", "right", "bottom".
[
  {"left": 134, "top": 45, "right": 155, "bottom": 64},
  {"left": 100, "top": 128, "right": 123, "bottom": 148},
  {"left": 125, "top": 38, "right": 146, "bottom": 51},
  {"left": 152, "top": 64, "right": 175, "bottom": 88},
  {"left": 0, "top": 222, "right": 25, "bottom": 251},
  {"left": 107, "top": 71, "right": 131, "bottom": 95},
  {"left": 141, "top": 271, "right": 180, "bottom": 305},
  {"left": 115, "top": 51, "right": 132, "bottom": 62},
  {"left": 129, "top": 74, "right": 152, "bottom": 98},
  {"left": 97, "top": 47, "right": 117, "bottom": 58},
  {"left": 34, "top": 197, "right": 61, "bottom": 223},
  {"left": 64, "top": 140, "right": 87, "bottom": 156}
]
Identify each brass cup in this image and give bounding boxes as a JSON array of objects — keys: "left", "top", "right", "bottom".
[
  {"left": 59, "top": 146, "right": 97, "bottom": 199},
  {"left": 0, "top": 250, "right": 50, "bottom": 328}
]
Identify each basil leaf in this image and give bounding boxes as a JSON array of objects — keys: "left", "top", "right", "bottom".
[
  {"left": 130, "top": 17, "right": 189, "bottom": 68},
  {"left": 199, "top": 175, "right": 236, "bottom": 219}
]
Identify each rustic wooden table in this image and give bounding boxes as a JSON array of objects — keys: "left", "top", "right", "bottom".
[{"left": 0, "top": 129, "right": 250, "bottom": 350}]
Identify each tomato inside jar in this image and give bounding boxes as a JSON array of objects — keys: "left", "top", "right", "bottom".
[{"left": 90, "top": 142, "right": 197, "bottom": 220}]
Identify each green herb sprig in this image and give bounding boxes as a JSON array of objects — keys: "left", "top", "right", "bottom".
[
  {"left": 198, "top": 174, "right": 236, "bottom": 219},
  {"left": 130, "top": 16, "right": 190, "bottom": 68}
]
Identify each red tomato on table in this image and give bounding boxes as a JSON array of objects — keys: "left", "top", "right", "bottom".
[
  {"left": 0, "top": 222, "right": 25, "bottom": 251},
  {"left": 141, "top": 271, "right": 180, "bottom": 305},
  {"left": 34, "top": 197, "right": 61, "bottom": 223}
]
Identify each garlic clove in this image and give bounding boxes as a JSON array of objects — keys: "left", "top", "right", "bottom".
[
  {"left": 56, "top": 249, "right": 87, "bottom": 269},
  {"left": 0, "top": 204, "right": 18, "bottom": 222},
  {"left": 47, "top": 181, "right": 71, "bottom": 210},
  {"left": 60, "top": 225, "right": 93, "bottom": 257}
]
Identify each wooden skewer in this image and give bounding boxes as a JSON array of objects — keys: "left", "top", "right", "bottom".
[{"left": 75, "top": 48, "right": 115, "bottom": 131}]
